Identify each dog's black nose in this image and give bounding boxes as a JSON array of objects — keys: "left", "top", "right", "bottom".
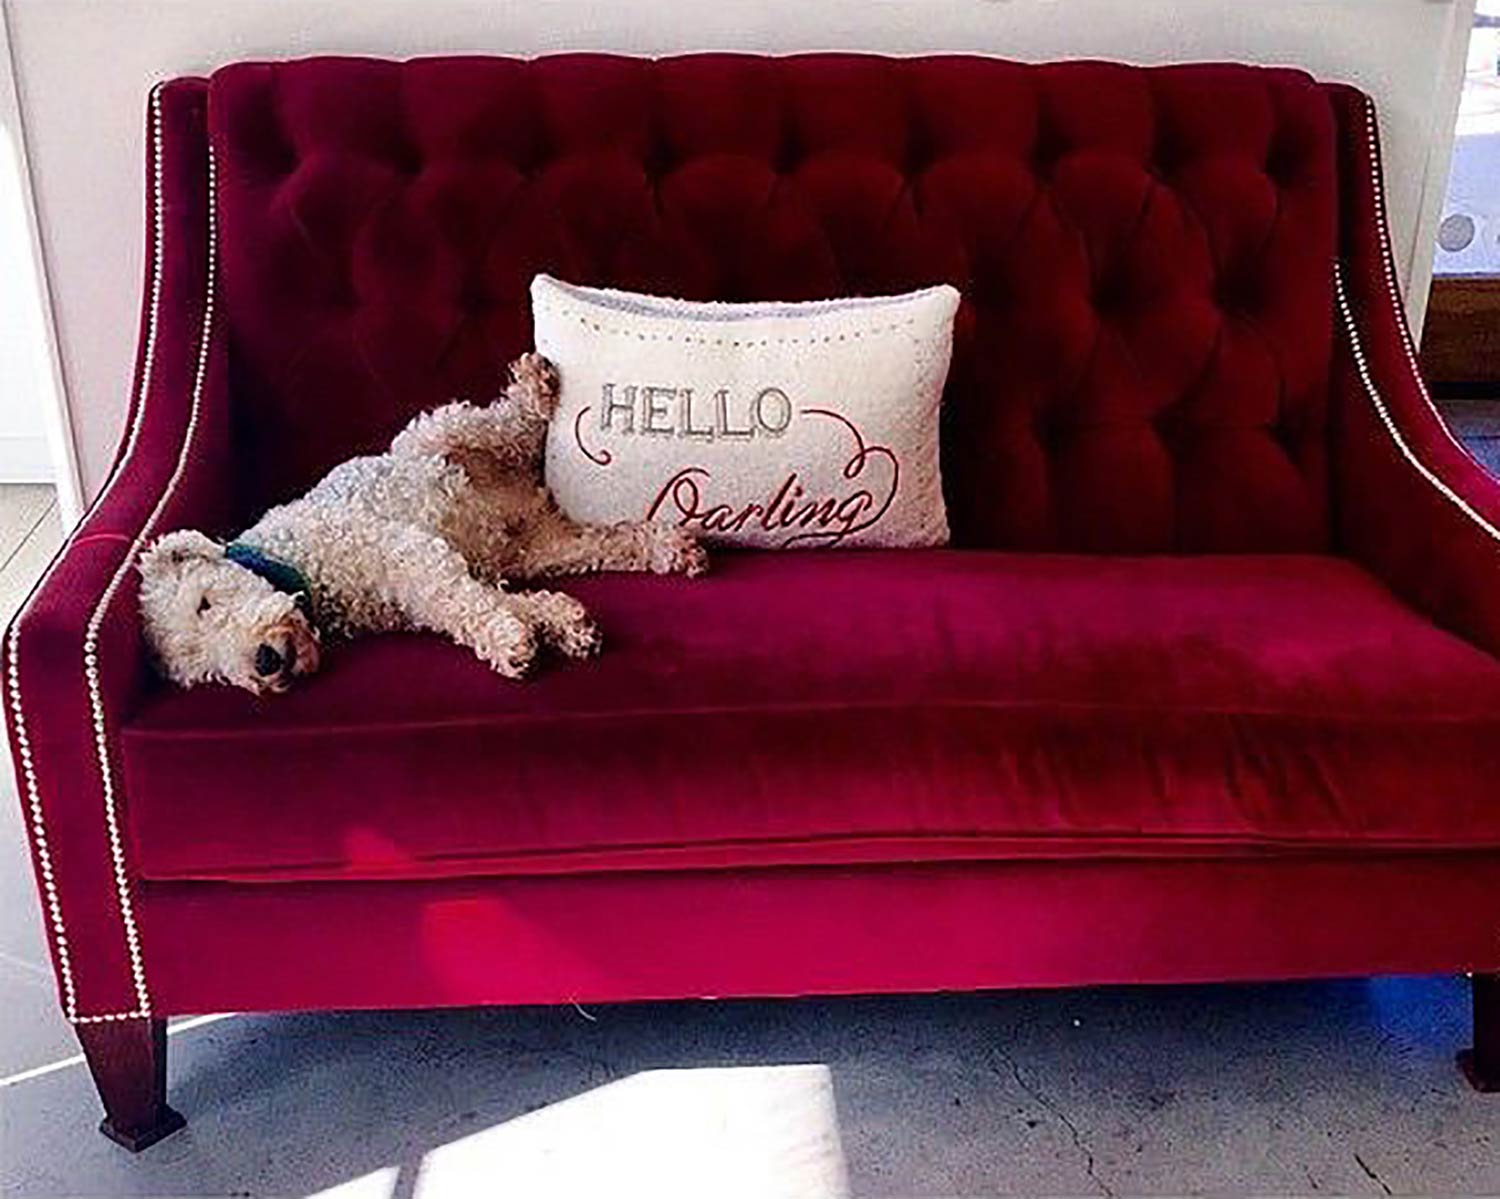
[{"left": 254, "top": 644, "right": 283, "bottom": 677}]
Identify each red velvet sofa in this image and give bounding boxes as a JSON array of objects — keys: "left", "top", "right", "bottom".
[{"left": 9, "top": 54, "right": 1500, "bottom": 1150}]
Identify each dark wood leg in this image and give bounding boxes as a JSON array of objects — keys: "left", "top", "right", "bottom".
[
  {"left": 1459, "top": 972, "right": 1500, "bottom": 1093},
  {"left": 75, "top": 1017, "right": 186, "bottom": 1150}
]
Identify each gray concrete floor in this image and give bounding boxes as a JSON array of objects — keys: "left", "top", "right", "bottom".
[
  {"left": 1, "top": 484, "right": 1498, "bottom": 1198},
  {"left": 1443, "top": 399, "right": 1500, "bottom": 476}
]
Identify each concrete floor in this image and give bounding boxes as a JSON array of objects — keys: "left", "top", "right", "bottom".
[
  {"left": 1443, "top": 399, "right": 1500, "bottom": 475},
  {"left": 1, "top": 484, "right": 1499, "bottom": 1197}
]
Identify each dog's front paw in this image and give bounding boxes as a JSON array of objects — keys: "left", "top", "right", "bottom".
[
  {"left": 509, "top": 352, "right": 560, "bottom": 416},
  {"left": 556, "top": 615, "right": 603, "bottom": 659},
  {"left": 534, "top": 591, "right": 603, "bottom": 658},
  {"left": 646, "top": 526, "right": 709, "bottom": 577},
  {"left": 474, "top": 614, "right": 539, "bottom": 680}
]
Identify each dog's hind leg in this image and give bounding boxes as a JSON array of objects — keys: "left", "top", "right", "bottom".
[
  {"left": 390, "top": 353, "right": 559, "bottom": 471},
  {"left": 515, "top": 513, "right": 709, "bottom": 580}
]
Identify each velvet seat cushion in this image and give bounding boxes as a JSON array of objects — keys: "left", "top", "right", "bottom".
[{"left": 121, "top": 551, "right": 1500, "bottom": 882}]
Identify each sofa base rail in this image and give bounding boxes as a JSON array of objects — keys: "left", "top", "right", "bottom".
[
  {"left": 67, "top": 857, "right": 1500, "bottom": 1145},
  {"left": 122, "top": 855, "right": 1500, "bottom": 1015},
  {"left": 77, "top": 1017, "right": 186, "bottom": 1151}
]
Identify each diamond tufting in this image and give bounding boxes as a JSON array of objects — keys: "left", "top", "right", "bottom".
[{"left": 212, "top": 54, "right": 1337, "bottom": 551}]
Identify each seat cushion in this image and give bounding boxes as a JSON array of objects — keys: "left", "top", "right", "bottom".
[{"left": 122, "top": 552, "right": 1500, "bottom": 882}]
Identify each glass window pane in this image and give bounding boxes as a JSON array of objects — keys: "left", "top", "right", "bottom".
[{"left": 1434, "top": 3, "right": 1500, "bottom": 276}]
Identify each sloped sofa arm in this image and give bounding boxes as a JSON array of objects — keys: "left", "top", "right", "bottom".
[
  {"left": 1328, "top": 85, "right": 1500, "bottom": 660},
  {"left": 1, "top": 78, "right": 230, "bottom": 1024}
]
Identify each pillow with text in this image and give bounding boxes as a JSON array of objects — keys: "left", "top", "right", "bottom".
[{"left": 533, "top": 275, "right": 959, "bottom": 550}]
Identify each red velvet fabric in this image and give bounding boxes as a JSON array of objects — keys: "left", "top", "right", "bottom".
[
  {"left": 1, "top": 80, "right": 232, "bottom": 1019},
  {"left": 1326, "top": 85, "right": 1500, "bottom": 658},
  {"left": 123, "top": 551, "right": 1500, "bottom": 882},
  {"left": 8, "top": 57, "right": 1500, "bottom": 1028},
  {"left": 214, "top": 56, "right": 1336, "bottom": 551},
  {"left": 138, "top": 854, "right": 1500, "bottom": 1015}
]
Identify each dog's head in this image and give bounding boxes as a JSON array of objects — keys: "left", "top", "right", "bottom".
[{"left": 138, "top": 530, "right": 320, "bottom": 694}]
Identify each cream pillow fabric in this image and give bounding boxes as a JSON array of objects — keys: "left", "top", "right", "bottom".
[{"left": 533, "top": 275, "right": 960, "bottom": 550}]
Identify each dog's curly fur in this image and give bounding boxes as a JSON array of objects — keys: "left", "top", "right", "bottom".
[{"left": 139, "top": 353, "right": 707, "bottom": 694}]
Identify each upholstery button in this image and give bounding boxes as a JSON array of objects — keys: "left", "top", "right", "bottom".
[
  {"left": 1034, "top": 412, "right": 1068, "bottom": 452},
  {"left": 645, "top": 143, "right": 674, "bottom": 179},
  {"left": 904, "top": 138, "right": 932, "bottom": 178},
  {"left": 460, "top": 278, "right": 489, "bottom": 312},
  {"left": 1093, "top": 278, "right": 1131, "bottom": 317},
  {"left": 260, "top": 147, "right": 299, "bottom": 179},
  {"left": 1150, "top": 135, "right": 1182, "bottom": 177},
  {"left": 1264, "top": 142, "right": 1298, "bottom": 186},
  {"left": 1214, "top": 274, "right": 1259, "bottom": 317},
  {"left": 1029, "top": 133, "right": 1069, "bottom": 180},
  {"left": 391, "top": 146, "right": 422, "bottom": 176}
]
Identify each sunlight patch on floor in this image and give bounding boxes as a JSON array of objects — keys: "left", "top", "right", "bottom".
[
  {"left": 304, "top": 1167, "right": 403, "bottom": 1199},
  {"left": 308, "top": 1063, "right": 848, "bottom": 1199}
]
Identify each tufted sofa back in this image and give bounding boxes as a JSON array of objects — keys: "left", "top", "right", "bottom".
[{"left": 210, "top": 54, "right": 1339, "bottom": 551}]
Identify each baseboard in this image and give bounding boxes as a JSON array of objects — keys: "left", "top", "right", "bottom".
[{"left": 0, "top": 435, "right": 53, "bottom": 484}]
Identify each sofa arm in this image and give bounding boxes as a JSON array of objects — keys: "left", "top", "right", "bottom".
[
  {"left": 2, "top": 78, "right": 230, "bottom": 1023},
  {"left": 1328, "top": 85, "right": 1500, "bottom": 660}
]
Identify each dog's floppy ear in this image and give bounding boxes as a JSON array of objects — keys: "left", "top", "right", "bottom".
[{"left": 139, "top": 529, "right": 223, "bottom": 578}]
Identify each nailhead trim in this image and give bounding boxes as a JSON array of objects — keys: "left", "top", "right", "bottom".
[
  {"left": 1334, "top": 262, "right": 1500, "bottom": 543},
  {"left": 4, "top": 649, "right": 78, "bottom": 1016},
  {"left": 80, "top": 135, "right": 219, "bottom": 1021},
  {"left": 72, "top": 1008, "right": 151, "bottom": 1025},
  {"left": 8, "top": 84, "right": 220, "bottom": 1025},
  {"left": 6, "top": 86, "right": 165, "bottom": 1023},
  {"left": 1340, "top": 94, "right": 1499, "bottom": 542}
]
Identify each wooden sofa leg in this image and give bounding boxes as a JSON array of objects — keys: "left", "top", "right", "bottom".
[
  {"left": 1459, "top": 972, "right": 1500, "bottom": 1093},
  {"left": 76, "top": 1018, "right": 186, "bottom": 1150}
]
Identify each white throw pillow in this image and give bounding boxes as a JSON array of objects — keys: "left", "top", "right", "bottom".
[{"left": 533, "top": 275, "right": 960, "bottom": 550}]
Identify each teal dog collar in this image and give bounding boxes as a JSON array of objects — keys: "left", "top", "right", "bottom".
[{"left": 224, "top": 542, "right": 315, "bottom": 625}]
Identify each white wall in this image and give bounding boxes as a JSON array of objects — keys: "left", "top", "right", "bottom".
[
  {"left": 0, "top": 129, "right": 51, "bottom": 483},
  {"left": 4, "top": 0, "right": 1476, "bottom": 502},
  {"left": 0, "top": 3, "right": 79, "bottom": 510}
]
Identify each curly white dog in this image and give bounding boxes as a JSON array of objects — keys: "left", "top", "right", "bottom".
[{"left": 139, "top": 353, "right": 707, "bottom": 694}]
